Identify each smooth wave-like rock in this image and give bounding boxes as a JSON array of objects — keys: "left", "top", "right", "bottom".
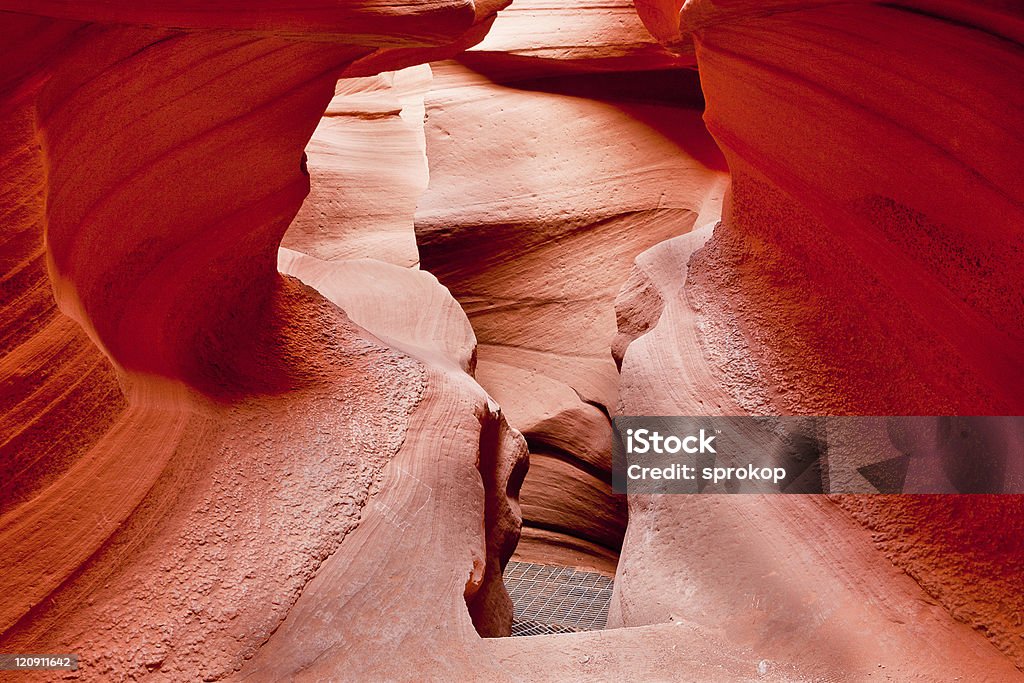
[
  {"left": 283, "top": 66, "right": 431, "bottom": 267},
  {"left": 2, "top": 0, "right": 1022, "bottom": 679},
  {"left": 613, "top": 0, "right": 1024, "bottom": 671},
  {"left": 464, "top": 0, "right": 694, "bottom": 72},
  {"left": 416, "top": 56, "right": 728, "bottom": 570},
  {"left": 0, "top": 3, "right": 524, "bottom": 677}
]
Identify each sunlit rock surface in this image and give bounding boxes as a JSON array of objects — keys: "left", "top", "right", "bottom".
[
  {"left": 613, "top": 0, "right": 1024, "bottom": 672},
  {"left": 1, "top": 0, "right": 1021, "bottom": 679},
  {"left": 415, "top": 55, "right": 728, "bottom": 573}
]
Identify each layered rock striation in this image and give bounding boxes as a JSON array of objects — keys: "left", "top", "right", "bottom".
[
  {"left": 612, "top": 0, "right": 1024, "bottom": 671},
  {"left": 413, "top": 9, "right": 728, "bottom": 571},
  {"left": 1, "top": 0, "right": 1022, "bottom": 680},
  {"left": 0, "top": 3, "right": 527, "bottom": 678}
]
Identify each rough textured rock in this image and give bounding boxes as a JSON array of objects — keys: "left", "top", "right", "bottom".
[
  {"left": 688, "top": 3, "right": 1023, "bottom": 416},
  {"left": 612, "top": 227, "right": 1022, "bottom": 681},
  {"left": 0, "top": 3, "right": 523, "bottom": 678},
  {"left": 612, "top": 0, "right": 1024, "bottom": 673}
]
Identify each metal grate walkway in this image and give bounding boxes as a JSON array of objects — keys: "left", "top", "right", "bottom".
[{"left": 503, "top": 561, "right": 614, "bottom": 636}]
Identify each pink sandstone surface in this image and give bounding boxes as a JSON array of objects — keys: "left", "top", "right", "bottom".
[{"left": 0, "top": 0, "right": 1021, "bottom": 680}]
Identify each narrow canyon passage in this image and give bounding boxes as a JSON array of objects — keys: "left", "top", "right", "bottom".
[
  {"left": 416, "top": 60, "right": 728, "bottom": 575},
  {"left": 0, "top": 0, "right": 1021, "bottom": 681}
]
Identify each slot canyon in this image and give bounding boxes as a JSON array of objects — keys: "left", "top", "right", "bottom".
[{"left": 0, "top": 0, "right": 1022, "bottom": 680}]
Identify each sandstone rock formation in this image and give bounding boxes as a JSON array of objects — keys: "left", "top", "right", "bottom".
[
  {"left": 289, "top": 0, "right": 729, "bottom": 573},
  {"left": 612, "top": 227, "right": 1023, "bottom": 679},
  {"left": 415, "top": 53, "right": 728, "bottom": 576},
  {"left": 0, "top": 3, "right": 526, "bottom": 677},
  {"left": 282, "top": 66, "right": 431, "bottom": 267},
  {"left": 1, "top": 0, "right": 1022, "bottom": 680},
  {"left": 611, "top": 0, "right": 1024, "bottom": 673}
]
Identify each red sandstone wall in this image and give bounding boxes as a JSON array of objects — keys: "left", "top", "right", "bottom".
[{"left": 0, "top": 0, "right": 1021, "bottom": 679}]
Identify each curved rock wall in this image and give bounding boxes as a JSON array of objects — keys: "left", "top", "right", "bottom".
[
  {"left": 282, "top": 65, "right": 432, "bottom": 267},
  {"left": 612, "top": 0, "right": 1024, "bottom": 671},
  {"left": 1, "top": 0, "right": 1022, "bottom": 679},
  {"left": 0, "top": 3, "right": 527, "bottom": 677},
  {"left": 413, "top": 6, "right": 728, "bottom": 569}
]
